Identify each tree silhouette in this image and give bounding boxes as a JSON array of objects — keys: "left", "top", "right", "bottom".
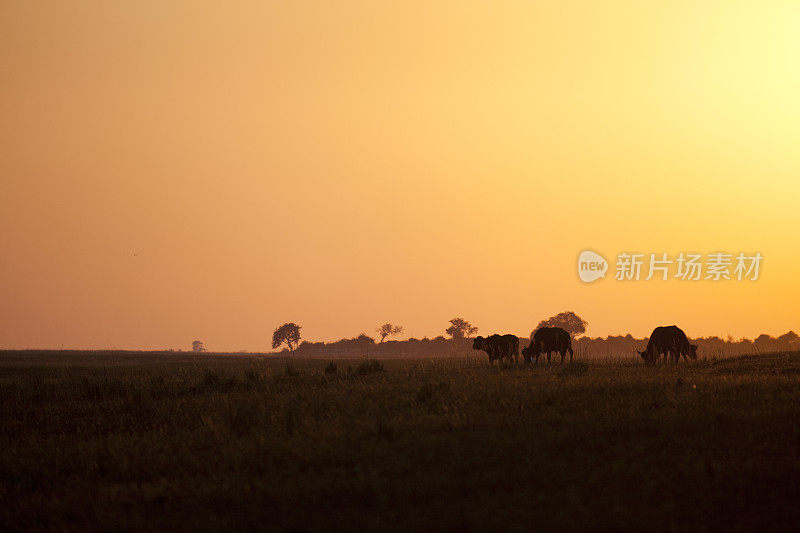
[
  {"left": 446, "top": 317, "right": 478, "bottom": 339},
  {"left": 535, "top": 311, "right": 588, "bottom": 338},
  {"left": 375, "top": 323, "right": 403, "bottom": 343},
  {"left": 777, "top": 331, "right": 799, "bottom": 350},
  {"left": 754, "top": 333, "right": 772, "bottom": 346},
  {"left": 272, "top": 323, "right": 301, "bottom": 354},
  {"left": 191, "top": 340, "right": 206, "bottom": 352}
]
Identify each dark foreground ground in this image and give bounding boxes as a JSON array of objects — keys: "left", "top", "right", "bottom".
[{"left": 2, "top": 351, "right": 800, "bottom": 532}]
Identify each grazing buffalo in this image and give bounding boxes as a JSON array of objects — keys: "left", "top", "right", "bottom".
[
  {"left": 522, "top": 327, "right": 574, "bottom": 364},
  {"left": 639, "top": 325, "right": 697, "bottom": 364},
  {"left": 473, "top": 334, "right": 519, "bottom": 363}
]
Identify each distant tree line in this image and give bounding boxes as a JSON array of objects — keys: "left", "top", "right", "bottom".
[
  {"left": 276, "top": 317, "right": 479, "bottom": 358},
  {"left": 257, "top": 314, "right": 799, "bottom": 359}
]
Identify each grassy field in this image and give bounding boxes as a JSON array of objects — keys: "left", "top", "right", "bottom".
[{"left": 2, "top": 351, "right": 800, "bottom": 532}]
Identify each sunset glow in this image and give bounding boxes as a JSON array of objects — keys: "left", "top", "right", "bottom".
[{"left": 2, "top": 2, "right": 799, "bottom": 349}]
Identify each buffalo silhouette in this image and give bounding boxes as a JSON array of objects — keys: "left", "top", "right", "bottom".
[
  {"left": 473, "top": 334, "right": 519, "bottom": 363},
  {"left": 522, "top": 327, "right": 574, "bottom": 364},
  {"left": 639, "top": 325, "right": 697, "bottom": 364}
]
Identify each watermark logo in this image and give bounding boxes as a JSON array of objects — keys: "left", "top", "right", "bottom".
[
  {"left": 578, "top": 250, "right": 608, "bottom": 283},
  {"left": 578, "top": 250, "right": 763, "bottom": 283}
]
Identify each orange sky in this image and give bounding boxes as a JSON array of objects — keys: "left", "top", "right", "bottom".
[{"left": 2, "top": 2, "right": 799, "bottom": 350}]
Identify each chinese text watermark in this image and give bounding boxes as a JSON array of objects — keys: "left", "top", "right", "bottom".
[{"left": 578, "top": 251, "right": 762, "bottom": 283}]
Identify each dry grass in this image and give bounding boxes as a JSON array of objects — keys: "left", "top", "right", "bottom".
[{"left": 2, "top": 351, "right": 800, "bottom": 531}]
